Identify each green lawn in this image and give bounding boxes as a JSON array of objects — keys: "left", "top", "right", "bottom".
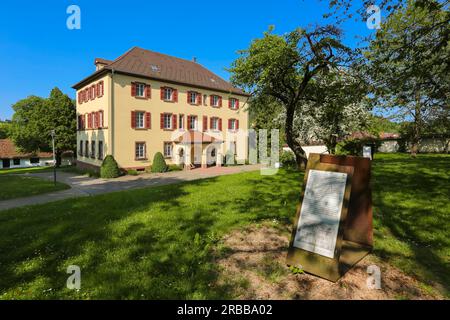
[
  {"left": 0, "top": 153, "right": 448, "bottom": 299},
  {"left": 0, "top": 166, "right": 72, "bottom": 175},
  {"left": 0, "top": 175, "right": 70, "bottom": 201}
]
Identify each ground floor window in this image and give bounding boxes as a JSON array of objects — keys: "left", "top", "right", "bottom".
[
  {"left": 135, "top": 142, "right": 146, "bottom": 160},
  {"left": 164, "top": 142, "right": 173, "bottom": 158},
  {"left": 98, "top": 141, "right": 103, "bottom": 160},
  {"left": 85, "top": 141, "right": 89, "bottom": 158},
  {"left": 91, "top": 141, "right": 96, "bottom": 159},
  {"left": 79, "top": 140, "right": 83, "bottom": 156},
  {"left": 13, "top": 158, "right": 20, "bottom": 165},
  {"left": 30, "top": 157, "right": 40, "bottom": 164}
]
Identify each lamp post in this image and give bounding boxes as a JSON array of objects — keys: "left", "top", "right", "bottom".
[{"left": 50, "top": 130, "right": 56, "bottom": 185}]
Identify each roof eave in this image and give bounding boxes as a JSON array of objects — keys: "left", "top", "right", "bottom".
[{"left": 72, "top": 68, "right": 251, "bottom": 97}]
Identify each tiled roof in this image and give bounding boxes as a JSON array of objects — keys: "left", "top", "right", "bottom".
[
  {"left": 0, "top": 139, "right": 52, "bottom": 159},
  {"left": 74, "top": 47, "right": 249, "bottom": 96}
]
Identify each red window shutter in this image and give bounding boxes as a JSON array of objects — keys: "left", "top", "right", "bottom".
[
  {"left": 145, "top": 112, "right": 151, "bottom": 129},
  {"left": 173, "top": 89, "right": 178, "bottom": 102},
  {"left": 145, "top": 85, "right": 151, "bottom": 99},
  {"left": 228, "top": 99, "right": 232, "bottom": 109},
  {"left": 228, "top": 119, "right": 231, "bottom": 130},
  {"left": 99, "top": 81, "right": 104, "bottom": 97},
  {"left": 187, "top": 91, "right": 191, "bottom": 103},
  {"left": 203, "top": 116, "right": 208, "bottom": 132},
  {"left": 210, "top": 117, "right": 213, "bottom": 129},
  {"left": 197, "top": 93, "right": 202, "bottom": 105},
  {"left": 94, "top": 112, "right": 98, "bottom": 128},
  {"left": 95, "top": 83, "right": 100, "bottom": 97},
  {"left": 131, "top": 111, "right": 136, "bottom": 129},
  {"left": 100, "top": 110, "right": 104, "bottom": 128},
  {"left": 160, "top": 113, "right": 164, "bottom": 129},
  {"left": 236, "top": 120, "right": 239, "bottom": 130},
  {"left": 131, "top": 82, "right": 136, "bottom": 97},
  {"left": 219, "top": 96, "right": 222, "bottom": 107},
  {"left": 210, "top": 95, "right": 213, "bottom": 106},
  {"left": 92, "top": 85, "right": 96, "bottom": 99},
  {"left": 236, "top": 99, "right": 239, "bottom": 109},
  {"left": 219, "top": 118, "right": 222, "bottom": 131},
  {"left": 187, "top": 116, "right": 191, "bottom": 129},
  {"left": 172, "top": 114, "right": 177, "bottom": 129}
]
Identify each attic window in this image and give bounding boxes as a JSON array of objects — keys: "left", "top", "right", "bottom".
[
  {"left": 210, "top": 78, "right": 216, "bottom": 83},
  {"left": 150, "top": 65, "right": 160, "bottom": 72}
]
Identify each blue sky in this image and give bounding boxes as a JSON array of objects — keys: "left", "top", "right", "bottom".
[{"left": 0, "top": 0, "right": 373, "bottom": 120}]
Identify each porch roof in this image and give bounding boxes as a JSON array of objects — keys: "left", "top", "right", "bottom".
[{"left": 172, "top": 131, "right": 222, "bottom": 144}]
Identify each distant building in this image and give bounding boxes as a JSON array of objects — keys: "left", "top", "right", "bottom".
[{"left": 0, "top": 139, "right": 54, "bottom": 169}]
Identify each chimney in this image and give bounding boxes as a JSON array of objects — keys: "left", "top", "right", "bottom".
[
  {"left": 94, "top": 58, "right": 111, "bottom": 71},
  {"left": 192, "top": 57, "right": 197, "bottom": 63}
]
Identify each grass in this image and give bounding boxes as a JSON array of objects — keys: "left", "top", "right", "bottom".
[
  {"left": 0, "top": 175, "right": 70, "bottom": 201},
  {"left": 0, "top": 165, "right": 73, "bottom": 175},
  {"left": 371, "top": 153, "right": 450, "bottom": 296},
  {"left": 0, "top": 153, "right": 448, "bottom": 299}
]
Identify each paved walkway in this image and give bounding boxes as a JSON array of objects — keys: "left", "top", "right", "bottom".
[{"left": 0, "top": 164, "right": 261, "bottom": 211}]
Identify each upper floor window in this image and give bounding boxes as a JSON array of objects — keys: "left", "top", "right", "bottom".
[
  {"left": 164, "top": 87, "right": 173, "bottom": 101},
  {"left": 163, "top": 113, "right": 173, "bottom": 129},
  {"left": 229, "top": 98, "right": 239, "bottom": 110},
  {"left": 188, "top": 115, "right": 197, "bottom": 130},
  {"left": 228, "top": 119, "right": 239, "bottom": 130},
  {"left": 136, "top": 83, "right": 145, "bottom": 97},
  {"left": 135, "top": 112, "right": 145, "bottom": 129},
  {"left": 210, "top": 117, "right": 219, "bottom": 130},
  {"left": 210, "top": 95, "right": 222, "bottom": 107},
  {"left": 179, "top": 114, "right": 184, "bottom": 129},
  {"left": 188, "top": 91, "right": 200, "bottom": 105}
]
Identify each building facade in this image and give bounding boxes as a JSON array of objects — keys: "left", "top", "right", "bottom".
[{"left": 73, "top": 47, "right": 250, "bottom": 171}]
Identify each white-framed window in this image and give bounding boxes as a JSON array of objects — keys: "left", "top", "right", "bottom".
[
  {"left": 188, "top": 116, "right": 197, "bottom": 130},
  {"left": 230, "top": 98, "right": 238, "bottom": 109},
  {"left": 189, "top": 92, "right": 198, "bottom": 104},
  {"left": 136, "top": 111, "right": 145, "bottom": 128},
  {"left": 99, "top": 111, "right": 103, "bottom": 128},
  {"left": 135, "top": 142, "right": 146, "bottom": 159},
  {"left": 211, "top": 117, "right": 219, "bottom": 130},
  {"left": 163, "top": 113, "right": 172, "bottom": 129},
  {"left": 136, "top": 83, "right": 145, "bottom": 97},
  {"left": 212, "top": 95, "right": 219, "bottom": 107},
  {"left": 98, "top": 141, "right": 103, "bottom": 160},
  {"left": 230, "top": 119, "right": 237, "bottom": 130},
  {"left": 179, "top": 114, "right": 184, "bottom": 129},
  {"left": 164, "top": 87, "right": 173, "bottom": 101},
  {"left": 163, "top": 142, "right": 173, "bottom": 158}
]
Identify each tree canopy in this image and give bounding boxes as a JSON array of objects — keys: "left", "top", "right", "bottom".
[{"left": 10, "top": 88, "right": 76, "bottom": 165}]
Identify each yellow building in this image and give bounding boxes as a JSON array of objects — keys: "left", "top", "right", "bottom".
[{"left": 72, "top": 47, "right": 250, "bottom": 171}]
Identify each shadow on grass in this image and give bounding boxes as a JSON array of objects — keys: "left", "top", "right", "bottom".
[
  {"left": 0, "top": 169, "right": 303, "bottom": 299},
  {"left": 371, "top": 154, "right": 450, "bottom": 295}
]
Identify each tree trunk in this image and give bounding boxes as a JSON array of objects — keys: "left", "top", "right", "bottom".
[
  {"left": 285, "top": 105, "right": 307, "bottom": 169},
  {"left": 410, "top": 96, "right": 421, "bottom": 158}
]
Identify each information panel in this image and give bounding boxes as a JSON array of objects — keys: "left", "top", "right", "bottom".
[{"left": 293, "top": 169, "right": 348, "bottom": 259}]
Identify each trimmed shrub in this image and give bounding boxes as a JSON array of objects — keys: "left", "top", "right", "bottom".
[
  {"left": 127, "top": 169, "right": 139, "bottom": 176},
  {"left": 151, "top": 152, "right": 168, "bottom": 173},
  {"left": 280, "top": 151, "right": 297, "bottom": 169},
  {"left": 100, "top": 155, "right": 121, "bottom": 178}
]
